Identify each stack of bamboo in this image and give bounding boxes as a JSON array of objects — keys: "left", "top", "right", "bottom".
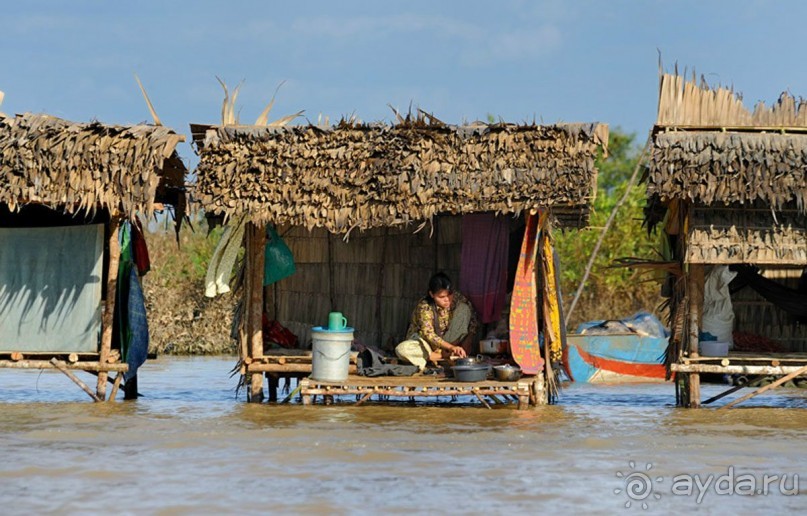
[
  {"left": 194, "top": 120, "right": 608, "bottom": 232},
  {"left": 0, "top": 113, "right": 186, "bottom": 217}
]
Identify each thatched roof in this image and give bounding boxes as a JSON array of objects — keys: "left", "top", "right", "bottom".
[
  {"left": 647, "top": 73, "right": 807, "bottom": 211},
  {"left": 0, "top": 112, "right": 187, "bottom": 218},
  {"left": 191, "top": 120, "right": 608, "bottom": 232},
  {"left": 648, "top": 131, "right": 807, "bottom": 210}
]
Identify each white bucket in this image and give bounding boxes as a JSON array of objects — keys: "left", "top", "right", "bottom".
[
  {"left": 311, "top": 327, "right": 354, "bottom": 382},
  {"left": 700, "top": 341, "right": 729, "bottom": 357}
]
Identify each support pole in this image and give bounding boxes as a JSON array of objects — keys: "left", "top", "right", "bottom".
[
  {"left": 247, "top": 223, "right": 266, "bottom": 402},
  {"left": 719, "top": 365, "right": 807, "bottom": 410},
  {"left": 98, "top": 218, "right": 121, "bottom": 401},
  {"left": 687, "top": 264, "right": 705, "bottom": 408},
  {"left": 109, "top": 372, "right": 123, "bottom": 402},
  {"left": 51, "top": 358, "right": 101, "bottom": 402}
]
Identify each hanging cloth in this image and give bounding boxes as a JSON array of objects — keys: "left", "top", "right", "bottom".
[
  {"left": 459, "top": 213, "right": 510, "bottom": 324},
  {"left": 113, "top": 222, "right": 149, "bottom": 381},
  {"left": 730, "top": 265, "right": 807, "bottom": 321},
  {"left": 539, "top": 225, "right": 564, "bottom": 363},
  {"left": 131, "top": 220, "right": 151, "bottom": 276},
  {"left": 509, "top": 212, "right": 545, "bottom": 374},
  {"left": 204, "top": 216, "right": 246, "bottom": 297}
]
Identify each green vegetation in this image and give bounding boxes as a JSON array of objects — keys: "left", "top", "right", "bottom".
[
  {"left": 143, "top": 217, "right": 236, "bottom": 355},
  {"left": 553, "top": 128, "right": 662, "bottom": 328}
]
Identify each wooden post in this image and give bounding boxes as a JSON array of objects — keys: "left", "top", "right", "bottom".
[
  {"left": 98, "top": 218, "right": 121, "bottom": 401},
  {"left": 687, "top": 264, "right": 705, "bottom": 408},
  {"left": 51, "top": 358, "right": 101, "bottom": 402},
  {"left": 247, "top": 223, "right": 266, "bottom": 402},
  {"left": 719, "top": 364, "right": 807, "bottom": 410},
  {"left": 109, "top": 372, "right": 123, "bottom": 402}
]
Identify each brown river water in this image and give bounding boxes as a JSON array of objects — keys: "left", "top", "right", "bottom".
[{"left": 2, "top": 356, "right": 807, "bottom": 514}]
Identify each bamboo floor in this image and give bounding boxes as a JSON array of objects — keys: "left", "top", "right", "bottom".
[
  {"left": 673, "top": 352, "right": 807, "bottom": 375},
  {"left": 0, "top": 351, "right": 128, "bottom": 373},
  {"left": 298, "top": 373, "right": 546, "bottom": 409}
]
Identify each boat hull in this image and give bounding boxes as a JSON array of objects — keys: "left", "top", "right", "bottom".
[{"left": 564, "top": 333, "right": 669, "bottom": 383}]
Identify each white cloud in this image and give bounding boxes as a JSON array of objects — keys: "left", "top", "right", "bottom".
[
  {"left": 463, "top": 26, "right": 562, "bottom": 66},
  {"left": 291, "top": 13, "right": 476, "bottom": 40}
]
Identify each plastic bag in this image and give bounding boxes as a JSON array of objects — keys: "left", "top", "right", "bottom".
[
  {"left": 702, "top": 266, "right": 737, "bottom": 346},
  {"left": 264, "top": 226, "right": 296, "bottom": 285}
]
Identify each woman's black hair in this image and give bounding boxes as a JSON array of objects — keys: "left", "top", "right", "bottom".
[{"left": 426, "top": 272, "right": 453, "bottom": 304}]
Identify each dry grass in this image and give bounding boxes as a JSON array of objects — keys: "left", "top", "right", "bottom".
[{"left": 142, "top": 219, "right": 236, "bottom": 355}]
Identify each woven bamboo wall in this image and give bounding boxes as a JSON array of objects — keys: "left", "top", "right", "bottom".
[
  {"left": 265, "top": 215, "right": 463, "bottom": 351},
  {"left": 732, "top": 269, "right": 807, "bottom": 351},
  {"left": 686, "top": 204, "right": 807, "bottom": 265}
]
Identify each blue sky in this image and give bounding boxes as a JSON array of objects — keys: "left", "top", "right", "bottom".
[{"left": 2, "top": 1, "right": 804, "bottom": 162}]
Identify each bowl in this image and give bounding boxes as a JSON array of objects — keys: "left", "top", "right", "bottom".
[{"left": 493, "top": 365, "right": 522, "bottom": 381}]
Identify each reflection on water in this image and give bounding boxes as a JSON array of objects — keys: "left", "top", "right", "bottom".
[{"left": 2, "top": 357, "right": 806, "bottom": 513}]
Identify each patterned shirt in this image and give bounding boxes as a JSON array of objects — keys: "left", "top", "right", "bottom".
[{"left": 405, "top": 291, "right": 478, "bottom": 350}]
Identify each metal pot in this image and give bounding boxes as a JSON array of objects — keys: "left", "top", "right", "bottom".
[
  {"left": 454, "top": 355, "right": 486, "bottom": 367},
  {"left": 493, "top": 364, "right": 522, "bottom": 381},
  {"left": 479, "top": 339, "right": 509, "bottom": 355},
  {"left": 452, "top": 364, "right": 489, "bottom": 382}
]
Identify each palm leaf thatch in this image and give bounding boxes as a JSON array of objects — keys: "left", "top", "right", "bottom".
[
  {"left": 191, "top": 117, "right": 609, "bottom": 233},
  {"left": 648, "top": 73, "right": 807, "bottom": 211},
  {"left": 0, "top": 112, "right": 187, "bottom": 219}
]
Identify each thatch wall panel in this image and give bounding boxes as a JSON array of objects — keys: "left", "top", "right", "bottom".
[
  {"left": 0, "top": 113, "right": 186, "bottom": 217},
  {"left": 648, "top": 132, "right": 807, "bottom": 210},
  {"left": 194, "top": 122, "right": 606, "bottom": 231},
  {"left": 686, "top": 204, "right": 807, "bottom": 265}
]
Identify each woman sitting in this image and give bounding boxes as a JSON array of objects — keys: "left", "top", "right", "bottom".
[{"left": 395, "top": 272, "right": 479, "bottom": 371}]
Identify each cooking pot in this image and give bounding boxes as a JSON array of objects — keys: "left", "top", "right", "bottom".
[
  {"left": 454, "top": 355, "right": 486, "bottom": 367},
  {"left": 479, "top": 339, "right": 509, "bottom": 355},
  {"left": 493, "top": 364, "right": 522, "bottom": 381},
  {"left": 452, "top": 364, "right": 490, "bottom": 382}
]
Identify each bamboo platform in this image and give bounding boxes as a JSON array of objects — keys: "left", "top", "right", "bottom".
[
  {"left": 242, "top": 350, "right": 358, "bottom": 402},
  {"left": 674, "top": 352, "right": 807, "bottom": 375},
  {"left": 298, "top": 373, "right": 546, "bottom": 409},
  {"left": 0, "top": 351, "right": 128, "bottom": 373}
]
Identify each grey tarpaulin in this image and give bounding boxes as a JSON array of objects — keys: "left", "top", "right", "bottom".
[{"left": 0, "top": 225, "right": 103, "bottom": 352}]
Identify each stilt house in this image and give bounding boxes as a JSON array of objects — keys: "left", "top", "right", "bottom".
[
  {"left": 646, "top": 73, "right": 807, "bottom": 407},
  {"left": 192, "top": 115, "right": 608, "bottom": 403},
  {"left": 0, "top": 112, "right": 186, "bottom": 401}
]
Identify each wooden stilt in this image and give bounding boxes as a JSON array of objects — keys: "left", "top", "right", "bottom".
[
  {"left": 719, "top": 365, "right": 807, "bottom": 410},
  {"left": 246, "top": 223, "right": 266, "bottom": 403},
  {"left": 687, "top": 264, "right": 704, "bottom": 408},
  {"left": 703, "top": 382, "right": 748, "bottom": 405},
  {"left": 50, "top": 358, "right": 101, "bottom": 402},
  {"left": 268, "top": 373, "right": 278, "bottom": 402},
  {"left": 109, "top": 372, "right": 123, "bottom": 401},
  {"left": 98, "top": 218, "right": 121, "bottom": 401}
]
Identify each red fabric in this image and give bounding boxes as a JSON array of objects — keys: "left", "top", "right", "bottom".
[
  {"left": 459, "top": 213, "right": 510, "bottom": 324},
  {"left": 131, "top": 222, "right": 151, "bottom": 276},
  {"left": 262, "top": 314, "right": 299, "bottom": 349}
]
